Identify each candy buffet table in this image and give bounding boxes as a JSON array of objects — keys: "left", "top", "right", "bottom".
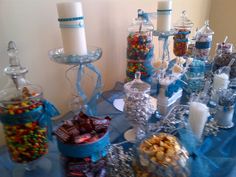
[{"left": 0, "top": 82, "right": 236, "bottom": 177}]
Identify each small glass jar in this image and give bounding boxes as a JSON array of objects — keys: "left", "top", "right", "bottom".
[
  {"left": 214, "top": 89, "right": 236, "bottom": 128},
  {"left": 124, "top": 72, "right": 154, "bottom": 140},
  {"left": 0, "top": 42, "right": 49, "bottom": 164},
  {"left": 173, "top": 11, "right": 193, "bottom": 57},
  {"left": 126, "top": 11, "right": 154, "bottom": 82},
  {"left": 195, "top": 21, "right": 214, "bottom": 61}
]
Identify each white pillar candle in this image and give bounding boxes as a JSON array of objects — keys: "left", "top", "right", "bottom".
[
  {"left": 57, "top": 2, "right": 88, "bottom": 56},
  {"left": 157, "top": 0, "right": 172, "bottom": 32},
  {"left": 213, "top": 73, "right": 230, "bottom": 90},
  {"left": 189, "top": 102, "right": 209, "bottom": 140}
]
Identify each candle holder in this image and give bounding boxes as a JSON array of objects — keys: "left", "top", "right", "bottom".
[{"left": 49, "top": 46, "right": 103, "bottom": 115}]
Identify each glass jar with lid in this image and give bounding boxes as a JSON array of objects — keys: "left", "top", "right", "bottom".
[
  {"left": 173, "top": 11, "right": 193, "bottom": 57},
  {"left": 195, "top": 20, "right": 214, "bottom": 61},
  {"left": 0, "top": 41, "right": 59, "bottom": 164},
  {"left": 126, "top": 10, "right": 154, "bottom": 83},
  {"left": 124, "top": 71, "right": 155, "bottom": 141}
]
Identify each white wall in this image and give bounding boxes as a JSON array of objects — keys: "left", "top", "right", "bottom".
[{"left": 0, "top": 0, "right": 211, "bottom": 146}]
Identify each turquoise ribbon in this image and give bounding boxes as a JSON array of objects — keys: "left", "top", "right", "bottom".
[
  {"left": 196, "top": 41, "right": 212, "bottom": 49},
  {"left": 59, "top": 23, "right": 84, "bottom": 29},
  {"left": 57, "top": 131, "right": 110, "bottom": 162},
  {"left": 76, "top": 63, "right": 102, "bottom": 115},
  {"left": 58, "top": 16, "right": 84, "bottom": 22},
  {"left": 0, "top": 100, "right": 60, "bottom": 140},
  {"left": 157, "top": 9, "right": 172, "bottom": 15}
]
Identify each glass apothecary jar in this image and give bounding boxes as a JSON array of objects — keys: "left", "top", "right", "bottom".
[
  {"left": 126, "top": 10, "right": 154, "bottom": 82},
  {"left": 124, "top": 71, "right": 155, "bottom": 141},
  {"left": 213, "top": 41, "right": 236, "bottom": 79},
  {"left": 0, "top": 42, "right": 59, "bottom": 164},
  {"left": 173, "top": 11, "right": 193, "bottom": 57},
  {"left": 195, "top": 21, "right": 214, "bottom": 61}
]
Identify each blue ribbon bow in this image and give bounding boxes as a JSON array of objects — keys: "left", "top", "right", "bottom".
[{"left": 0, "top": 100, "right": 60, "bottom": 140}]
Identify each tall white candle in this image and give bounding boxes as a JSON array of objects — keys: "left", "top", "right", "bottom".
[
  {"left": 157, "top": 0, "right": 172, "bottom": 32},
  {"left": 213, "top": 73, "right": 229, "bottom": 90},
  {"left": 57, "top": 2, "right": 88, "bottom": 56},
  {"left": 189, "top": 102, "right": 209, "bottom": 140}
]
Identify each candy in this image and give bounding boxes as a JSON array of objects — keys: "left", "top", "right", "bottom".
[
  {"left": 0, "top": 87, "right": 48, "bottom": 163},
  {"left": 62, "top": 156, "right": 107, "bottom": 177},
  {"left": 134, "top": 133, "right": 189, "bottom": 177},
  {"left": 55, "top": 112, "right": 111, "bottom": 144},
  {"left": 213, "top": 53, "right": 236, "bottom": 79},
  {"left": 3, "top": 122, "right": 48, "bottom": 163},
  {"left": 56, "top": 112, "right": 111, "bottom": 177},
  {"left": 126, "top": 31, "right": 154, "bottom": 80},
  {"left": 173, "top": 29, "right": 190, "bottom": 57}
]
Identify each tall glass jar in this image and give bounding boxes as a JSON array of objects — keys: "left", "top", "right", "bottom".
[
  {"left": 173, "top": 11, "right": 193, "bottom": 57},
  {"left": 195, "top": 20, "right": 214, "bottom": 61},
  {"left": 0, "top": 42, "right": 58, "bottom": 165},
  {"left": 213, "top": 42, "right": 236, "bottom": 79},
  {"left": 124, "top": 72, "right": 154, "bottom": 141},
  {"left": 126, "top": 11, "right": 154, "bottom": 83}
]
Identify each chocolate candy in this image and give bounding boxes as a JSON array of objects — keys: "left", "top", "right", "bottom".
[
  {"left": 213, "top": 53, "right": 236, "bottom": 79},
  {"left": 56, "top": 112, "right": 110, "bottom": 177},
  {"left": 126, "top": 31, "right": 154, "bottom": 80},
  {"left": 4, "top": 121, "right": 48, "bottom": 163},
  {"left": 55, "top": 112, "right": 111, "bottom": 144},
  {"left": 61, "top": 156, "right": 107, "bottom": 177}
]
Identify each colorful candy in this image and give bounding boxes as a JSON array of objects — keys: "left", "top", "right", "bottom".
[
  {"left": 0, "top": 87, "right": 48, "bottom": 163},
  {"left": 126, "top": 31, "right": 154, "bottom": 80},
  {"left": 173, "top": 29, "right": 190, "bottom": 57},
  {"left": 3, "top": 122, "right": 48, "bottom": 163}
]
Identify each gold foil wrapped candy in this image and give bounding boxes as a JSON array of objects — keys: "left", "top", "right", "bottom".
[{"left": 134, "top": 133, "right": 190, "bottom": 177}]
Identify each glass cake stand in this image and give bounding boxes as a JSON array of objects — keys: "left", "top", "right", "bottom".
[{"left": 48, "top": 46, "right": 103, "bottom": 115}]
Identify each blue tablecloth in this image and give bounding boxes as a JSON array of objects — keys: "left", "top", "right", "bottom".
[{"left": 0, "top": 82, "right": 236, "bottom": 177}]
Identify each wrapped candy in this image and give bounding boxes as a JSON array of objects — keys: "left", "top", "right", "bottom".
[
  {"left": 124, "top": 71, "right": 155, "bottom": 140},
  {"left": 55, "top": 112, "right": 111, "bottom": 177},
  {"left": 213, "top": 38, "right": 236, "bottom": 79},
  {"left": 134, "top": 133, "right": 190, "bottom": 177},
  {"left": 126, "top": 10, "right": 154, "bottom": 82},
  {"left": 195, "top": 20, "right": 214, "bottom": 60},
  {"left": 173, "top": 11, "right": 193, "bottom": 57},
  {"left": 0, "top": 42, "right": 59, "bottom": 163}
]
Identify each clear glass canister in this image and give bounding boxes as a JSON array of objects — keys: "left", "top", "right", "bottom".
[
  {"left": 126, "top": 10, "right": 154, "bottom": 82},
  {"left": 134, "top": 133, "right": 190, "bottom": 177},
  {"left": 124, "top": 71, "right": 154, "bottom": 140},
  {"left": 195, "top": 20, "right": 214, "bottom": 60},
  {"left": 0, "top": 42, "right": 48, "bottom": 163},
  {"left": 213, "top": 41, "right": 236, "bottom": 79},
  {"left": 173, "top": 11, "right": 193, "bottom": 57}
]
